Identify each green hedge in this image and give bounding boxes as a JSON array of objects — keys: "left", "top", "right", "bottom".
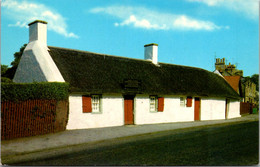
[{"left": 1, "top": 82, "right": 69, "bottom": 102}]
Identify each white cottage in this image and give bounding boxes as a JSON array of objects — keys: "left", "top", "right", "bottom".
[{"left": 14, "top": 20, "right": 241, "bottom": 130}]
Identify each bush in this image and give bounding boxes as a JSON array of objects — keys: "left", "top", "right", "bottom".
[
  {"left": 1, "top": 77, "right": 13, "bottom": 83},
  {"left": 1, "top": 82, "right": 69, "bottom": 102}
]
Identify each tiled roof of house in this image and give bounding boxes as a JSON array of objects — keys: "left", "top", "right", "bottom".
[
  {"left": 224, "top": 76, "right": 241, "bottom": 93},
  {"left": 48, "top": 46, "right": 240, "bottom": 99}
]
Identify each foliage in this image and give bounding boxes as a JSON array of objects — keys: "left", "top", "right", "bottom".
[
  {"left": 243, "top": 74, "right": 259, "bottom": 91},
  {"left": 250, "top": 74, "right": 259, "bottom": 91},
  {"left": 1, "top": 77, "right": 13, "bottom": 83},
  {"left": 1, "top": 82, "right": 69, "bottom": 102},
  {"left": 1, "top": 44, "right": 27, "bottom": 80},
  {"left": 1, "top": 65, "right": 9, "bottom": 75},
  {"left": 11, "top": 44, "right": 27, "bottom": 67}
]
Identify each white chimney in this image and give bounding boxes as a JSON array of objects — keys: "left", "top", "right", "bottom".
[
  {"left": 28, "top": 20, "right": 48, "bottom": 45},
  {"left": 144, "top": 43, "right": 158, "bottom": 65},
  {"left": 13, "top": 20, "right": 65, "bottom": 83}
]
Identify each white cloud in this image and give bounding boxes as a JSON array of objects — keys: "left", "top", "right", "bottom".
[
  {"left": 187, "top": 0, "right": 225, "bottom": 6},
  {"left": 2, "top": 0, "right": 79, "bottom": 38},
  {"left": 90, "top": 5, "right": 227, "bottom": 31},
  {"left": 8, "top": 21, "right": 28, "bottom": 28},
  {"left": 173, "top": 15, "right": 220, "bottom": 30},
  {"left": 115, "top": 15, "right": 168, "bottom": 30},
  {"left": 187, "top": 0, "right": 259, "bottom": 20}
]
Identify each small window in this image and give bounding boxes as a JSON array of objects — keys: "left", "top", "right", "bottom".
[
  {"left": 150, "top": 96, "right": 157, "bottom": 112},
  {"left": 150, "top": 96, "right": 164, "bottom": 112},
  {"left": 82, "top": 95, "right": 101, "bottom": 113},
  {"left": 180, "top": 97, "right": 186, "bottom": 107},
  {"left": 92, "top": 95, "right": 101, "bottom": 113}
]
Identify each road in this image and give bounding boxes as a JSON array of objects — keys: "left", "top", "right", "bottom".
[{"left": 13, "top": 121, "right": 259, "bottom": 166}]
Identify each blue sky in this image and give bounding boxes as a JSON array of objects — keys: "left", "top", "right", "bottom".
[{"left": 2, "top": 0, "right": 259, "bottom": 76}]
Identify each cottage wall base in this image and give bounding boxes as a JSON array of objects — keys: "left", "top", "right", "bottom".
[
  {"left": 66, "top": 94, "right": 124, "bottom": 130},
  {"left": 67, "top": 94, "right": 241, "bottom": 130},
  {"left": 228, "top": 100, "right": 241, "bottom": 119},
  {"left": 200, "top": 98, "right": 226, "bottom": 121},
  {"left": 135, "top": 95, "right": 194, "bottom": 125}
]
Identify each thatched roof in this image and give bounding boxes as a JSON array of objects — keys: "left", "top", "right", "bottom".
[{"left": 48, "top": 46, "right": 240, "bottom": 99}]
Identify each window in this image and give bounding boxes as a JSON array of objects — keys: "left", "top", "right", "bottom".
[
  {"left": 150, "top": 96, "right": 164, "bottom": 112},
  {"left": 91, "top": 95, "right": 101, "bottom": 113},
  {"left": 180, "top": 97, "right": 186, "bottom": 107},
  {"left": 82, "top": 95, "right": 101, "bottom": 113},
  {"left": 150, "top": 96, "right": 157, "bottom": 112}
]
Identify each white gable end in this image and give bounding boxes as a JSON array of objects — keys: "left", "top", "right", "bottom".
[
  {"left": 13, "top": 41, "right": 65, "bottom": 83},
  {"left": 213, "top": 70, "right": 224, "bottom": 78},
  {"left": 13, "top": 20, "right": 65, "bottom": 83}
]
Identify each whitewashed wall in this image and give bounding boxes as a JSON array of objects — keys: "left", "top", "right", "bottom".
[
  {"left": 227, "top": 100, "right": 241, "bottom": 119},
  {"left": 66, "top": 94, "right": 124, "bottom": 130},
  {"left": 200, "top": 97, "right": 226, "bottom": 120},
  {"left": 134, "top": 95, "right": 194, "bottom": 125},
  {"left": 171, "top": 96, "right": 194, "bottom": 122},
  {"left": 13, "top": 41, "right": 65, "bottom": 83},
  {"left": 67, "top": 94, "right": 241, "bottom": 129}
]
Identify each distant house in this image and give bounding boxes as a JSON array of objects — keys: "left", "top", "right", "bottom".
[
  {"left": 215, "top": 58, "right": 243, "bottom": 76},
  {"left": 13, "top": 20, "right": 241, "bottom": 130},
  {"left": 242, "top": 80, "right": 257, "bottom": 104},
  {"left": 214, "top": 58, "right": 257, "bottom": 105},
  {"left": 223, "top": 76, "right": 242, "bottom": 95}
]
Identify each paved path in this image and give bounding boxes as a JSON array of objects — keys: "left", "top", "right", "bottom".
[{"left": 1, "top": 114, "right": 259, "bottom": 164}]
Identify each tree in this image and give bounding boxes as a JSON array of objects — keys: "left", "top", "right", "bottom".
[
  {"left": 1, "top": 65, "right": 8, "bottom": 75},
  {"left": 11, "top": 44, "right": 27, "bottom": 68},
  {"left": 2, "top": 44, "right": 27, "bottom": 80},
  {"left": 1, "top": 77, "right": 12, "bottom": 83},
  {"left": 1, "top": 65, "right": 13, "bottom": 82},
  {"left": 250, "top": 74, "right": 259, "bottom": 91}
]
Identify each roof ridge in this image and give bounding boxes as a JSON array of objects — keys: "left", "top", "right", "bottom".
[
  {"left": 48, "top": 45, "right": 153, "bottom": 63},
  {"left": 159, "top": 62, "right": 209, "bottom": 71},
  {"left": 48, "top": 46, "right": 209, "bottom": 71}
]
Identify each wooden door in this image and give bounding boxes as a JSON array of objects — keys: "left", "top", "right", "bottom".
[
  {"left": 124, "top": 97, "right": 134, "bottom": 125},
  {"left": 225, "top": 99, "right": 230, "bottom": 119},
  {"left": 194, "top": 97, "right": 200, "bottom": 121}
]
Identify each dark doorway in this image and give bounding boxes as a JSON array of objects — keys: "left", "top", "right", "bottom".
[
  {"left": 194, "top": 97, "right": 201, "bottom": 121},
  {"left": 124, "top": 96, "right": 134, "bottom": 125}
]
